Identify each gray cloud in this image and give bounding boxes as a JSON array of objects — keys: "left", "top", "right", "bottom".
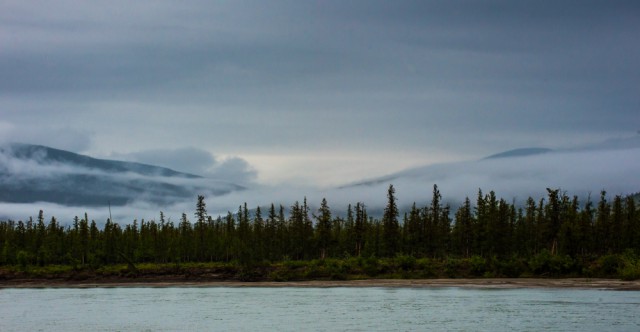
[
  {"left": 0, "top": 121, "right": 93, "bottom": 152},
  {"left": 0, "top": 0, "right": 639, "bottom": 189},
  {"left": 113, "top": 148, "right": 217, "bottom": 176},
  {"left": 113, "top": 148, "right": 257, "bottom": 184}
]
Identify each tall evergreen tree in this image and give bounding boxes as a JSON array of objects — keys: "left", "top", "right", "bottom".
[
  {"left": 253, "top": 206, "right": 264, "bottom": 261},
  {"left": 610, "top": 195, "right": 624, "bottom": 253},
  {"left": 404, "top": 203, "right": 421, "bottom": 256},
  {"left": 354, "top": 203, "right": 366, "bottom": 257},
  {"left": 266, "top": 204, "right": 278, "bottom": 261},
  {"left": 382, "top": 184, "right": 400, "bottom": 257},
  {"left": 315, "top": 198, "right": 332, "bottom": 259},
  {"left": 178, "top": 213, "right": 192, "bottom": 262},
  {"left": 452, "top": 197, "right": 473, "bottom": 257},
  {"left": 195, "top": 195, "right": 207, "bottom": 224},
  {"left": 595, "top": 191, "right": 610, "bottom": 254},
  {"left": 544, "top": 188, "right": 561, "bottom": 255},
  {"left": 623, "top": 196, "right": 639, "bottom": 251},
  {"left": 194, "top": 196, "right": 208, "bottom": 261}
]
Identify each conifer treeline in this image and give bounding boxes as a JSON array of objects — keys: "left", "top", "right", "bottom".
[{"left": 1, "top": 185, "right": 639, "bottom": 267}]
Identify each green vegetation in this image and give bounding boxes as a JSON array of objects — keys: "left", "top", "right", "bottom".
[{"left": 1, "top": 185, "right": 639, "bottom": 281}]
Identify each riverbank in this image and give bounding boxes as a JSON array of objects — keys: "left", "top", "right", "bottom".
[
  {"left": 2, "top": 256, "right": 640, "bottom": 289},
  {"left": 2, "top": 278, "right": 640, "bottom": 290}
]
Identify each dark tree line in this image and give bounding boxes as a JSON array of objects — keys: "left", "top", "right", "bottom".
[{"left": 1, "top": 186, "right": 639, "bottom": 267}]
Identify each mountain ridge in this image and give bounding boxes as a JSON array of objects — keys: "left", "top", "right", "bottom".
[
  {"left": 0, "top": 143, "right": 244, "bottom": 207},
  {"left": 3, "top": 143, "right": 202, "bottom": 179},
  {"left": 483, "top": 147, "right": 552, "bottom": 159},
  {"left": 339, "top": 138, "right": 640, "bottom": 201},
  {"left": 342, "top": 147, "right": 553, "bottom": 189}
]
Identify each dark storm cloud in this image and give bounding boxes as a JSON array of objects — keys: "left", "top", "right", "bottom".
[{"left": 3, "top": 1, "right": 638, "bottom": 100}]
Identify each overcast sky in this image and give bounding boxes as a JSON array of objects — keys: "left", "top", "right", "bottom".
[{"left": 1, "top": 0, "right": 639, "bottom": 187}]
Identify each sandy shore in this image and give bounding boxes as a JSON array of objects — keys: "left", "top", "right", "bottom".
[{"left": 2, "top": 278, "right": 639, "bottom": 290}]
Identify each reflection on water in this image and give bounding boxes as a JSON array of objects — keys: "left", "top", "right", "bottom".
[{"left": 1, "top": 287, "right": 639, "bottom": 331}]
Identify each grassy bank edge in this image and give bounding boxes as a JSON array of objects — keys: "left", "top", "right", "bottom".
[{"left": 2, "top": 253, "right": 640, "bottom": 284}]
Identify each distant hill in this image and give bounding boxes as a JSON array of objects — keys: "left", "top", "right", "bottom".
[
  {"left": 339, "top": 142, "right": 640, "bottom": 210},
  {"left": 578, "top": 135, "right": 640, "bottom": 151},
  {"left": 344, "top": 147, "right": 554, "bottom": 189},
  {"left": 5, "top": 143, "right": 201, "bottom": 178},
  {"left": 0, "top": 143, "right": 244, "bottom": 206},
  {"left": 484, "top": 147, "right": 552, "bottom": 159}
]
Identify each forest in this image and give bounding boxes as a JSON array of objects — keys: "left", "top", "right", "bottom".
[{"left": 1, "top": 185, "right": 639, "bottom": 281}]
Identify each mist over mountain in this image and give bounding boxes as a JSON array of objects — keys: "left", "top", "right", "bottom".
[
  {"left": 337, "top": 136, "right": 640, "bottom": 212},
  {"left": 0, "top": 136, "right": 639, "bottom": 223},
  {"left": 483, "top": 148, "right": 553, "bottom": 160},
  {"left": 0, "top": 143, "right": 244, "bottom": 208}
]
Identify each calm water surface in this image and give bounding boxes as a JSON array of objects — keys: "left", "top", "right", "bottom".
[{"left": 1, "top": 286, "right": 639, "bottom": 331}]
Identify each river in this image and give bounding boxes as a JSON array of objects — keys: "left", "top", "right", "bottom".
[{"left": 1, "top": 286, "right": 639, "bottom": 331}]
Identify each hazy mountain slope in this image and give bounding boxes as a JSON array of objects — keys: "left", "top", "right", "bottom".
[
  {"left": 340, "top": 138, "right": 640, "bottom": 208},
  {"left": 484, "top": 147, "right": 552, "bottom": 159},
  {"left": 1, "top": 138, "right": 638, "bottom": 222},
  {"left": 4, "top": 143, "right": 200, "bottom": 178},
  {"left": 0, "top": 143, "right": 244, "bottom": 206},
  {"left": 343, "top": 149, "right": 556, "bottom": 189}
]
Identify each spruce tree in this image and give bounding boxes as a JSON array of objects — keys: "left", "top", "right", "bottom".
[
  {"left": 253, "top": 206, "right": 264, "bottom": 261},
  {"left": 194, "top": 196, "right": 207, "bottom": 260},
  {"left": 453, "top": 197, "right": 473, "bottom": 257},
  {"left": 354, "top": 203, "right": 366, "bottom": 256},
  {"left": 382, "top": 184, "right": 400, "bottom": 257},
  {"left": 195, "top": 195, "right": 207, "bottom": 224},
  {"left": 315, "top": 198, "right": 332, "bottom": 259}
]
